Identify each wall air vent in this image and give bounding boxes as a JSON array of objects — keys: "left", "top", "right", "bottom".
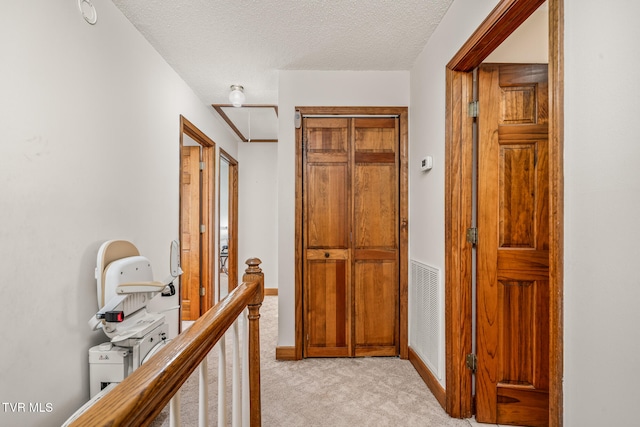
[{"left": 410, "top": 260, "right": 441, "bottom": 380}]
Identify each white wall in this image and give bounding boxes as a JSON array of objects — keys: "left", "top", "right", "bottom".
[
  {"left": 277, "top": 70, "right": 410, "bottom": 346},
  {"left": 238, "top": 142, "right": 278, "bottom": 289},
  {"left": 0, "top": 1, "right": 237, "bottom": 425},
  {"left": 409, "top": 0, "right": 500, "bottom": 386},
  {"left": 484, "top": 3, "right": 548, "bottom": 63},
  {"left": 564, "top": 1, "right": 640, "bottom": 425}
]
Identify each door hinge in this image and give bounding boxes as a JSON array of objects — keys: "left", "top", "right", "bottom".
[
  {"left": 466, "top": 227, "right": 478, "bottom": 245},
  {"left": 199, "top": 161, "right": 205, "bottom": 171},
  {"left": 468, "top": 101, "right": 479, "bottom": 118},
  {"left": 466, "top": 353, "right": 477, "bottom": 373},
  {"left": 200, "top": 287, "right": 205, "bottom": 297},
  {"left": 200, "top": 224, "right": 206, "bottom": 234}
]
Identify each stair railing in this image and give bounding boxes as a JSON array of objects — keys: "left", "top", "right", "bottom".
[{"left": 68, "top": 258, "right": 264, "bottom": 427}]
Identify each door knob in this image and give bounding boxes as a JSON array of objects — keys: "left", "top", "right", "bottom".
[{"left": 324, "top": 252, "right": 330, "bottom": 258}]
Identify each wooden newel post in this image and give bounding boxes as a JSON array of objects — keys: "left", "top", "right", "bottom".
[{"left": 243, "top": 257, "right": 264, "bottom": 427}]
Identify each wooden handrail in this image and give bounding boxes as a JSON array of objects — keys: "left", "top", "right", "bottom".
[{"left": 69, "top": 258, "right": 264, "bottom": 427}]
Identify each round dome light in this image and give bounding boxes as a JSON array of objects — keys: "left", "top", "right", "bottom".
[{"left": 229, "top": 85, "right": 245, "bottom": 107}]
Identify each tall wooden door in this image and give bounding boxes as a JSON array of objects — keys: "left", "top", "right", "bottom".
[
  {"left": 181, "top": 145, "right": 202, "bottom": 321},
  {"left": 303, "top": 117, "right": 399, "bottom": 358},
  {"left": 476, "top": 63, "right": 549, "bottom": 426}
]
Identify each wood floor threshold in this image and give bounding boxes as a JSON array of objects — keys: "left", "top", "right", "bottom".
[{"left": 409, "top": 347, "right": 446, "bottom": 410}]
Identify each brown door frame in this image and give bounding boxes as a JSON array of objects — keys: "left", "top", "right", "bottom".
[
  {"left": 444, "top": 0, "right": 563, "bottom": 425},
  {"left": 294, "top": 106, "right": 409, "bottom": 360},
  {"left": 179, "top": 115, "right": 216, "bottom": 318},
  {"left": 218, "top": 148, "right": 239, "bottom": 295}
]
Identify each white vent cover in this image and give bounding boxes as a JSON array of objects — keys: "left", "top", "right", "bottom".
[{"left": 410, "top": 260, "right": 441, "bottom": 380}]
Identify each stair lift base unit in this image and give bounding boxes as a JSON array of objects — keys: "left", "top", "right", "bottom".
[{"left": 88, "top": 240, "right": 171, "bottom": 397}]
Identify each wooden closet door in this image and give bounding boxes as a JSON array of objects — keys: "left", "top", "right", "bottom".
[
  {"left": 303, "top": 116, "right": 399, "bottom": 358},
  {"left": 304, "top": 118, "right": 352, "bottom": 357},
  {"left": 353, "top": 118, "right": 399, "bottom": 356}
]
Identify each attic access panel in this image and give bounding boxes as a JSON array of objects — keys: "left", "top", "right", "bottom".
[{"left": 212, "top": 104, "right": 278, "bottom": 143}]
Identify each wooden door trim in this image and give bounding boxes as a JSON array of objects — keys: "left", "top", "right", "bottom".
[
  {"left": 200, "top": 146, "right": 215, "bottom": 313},
  {"left": 447, "top": 0, "right": 549, "bottom": 72},
  {"left": 444, "top": 67, "right": 475, "bottom": 418},
  {"left": 179, "top": 115, "right": 216, "bottom": 316},
  {"left": 219, "top": 149, "right": 239, "bottom": 295},
  {"left": 548, "top": 2, "right": 564, "bottom": 424},
  {"left": 444, "top": 1, "right": 563, "bottom": 425},
  {"left": 292, "top": 106, "right": 409, "bottom": 360},
  {"left": 181, "top": 115, "right": 215, "bottom": 148}
]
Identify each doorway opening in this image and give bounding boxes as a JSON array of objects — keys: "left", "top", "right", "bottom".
[
  {"left": 179, "top": 116, "right": 216, "bottom": 321},
  {"left": 218, "top": 149, "right": 239, "bottom": 301},
  {"left": 444, "top": 1, "right": 563, "bottom": 426}
]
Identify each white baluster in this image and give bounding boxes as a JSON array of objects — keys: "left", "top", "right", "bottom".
[
  {"left": 232, "top": 319, "right": 241, "bottom": 426},
  {"left": 241, "top": 308, "right": 250, "bottom": 427},
  {"left": 199, "top": 358, "right": 209, "bottom": 427},
  {"left": 170, "top": 391, "right": 181, "bottom": 427},
  {"left": 218, "top": 339, "right": 227, "bottom": 426}
]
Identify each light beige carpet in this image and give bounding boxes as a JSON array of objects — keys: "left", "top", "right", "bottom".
[{"left": 152, "top": 296, "right": 472, "bottom": 426}]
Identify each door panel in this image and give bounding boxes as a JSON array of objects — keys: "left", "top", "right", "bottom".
[
  {"left": 305, "top": 258, "right": 350, "bottom": 357},
  {"left": 499, "top": 144, "right": 536, "bottom": 247},
  {"left": 306, "top": 117, "right": 349, "bottom": 154},
  {"left": 306, "top": 164, "right": 349, "bottom": 248},
  {"left": 352, "top": 117, "right": 398, "bottom": 357},
  {"left": 354, "top": 260, "right": 397, "bottom": 356},
  {"left": 304, "top": 118, "right": 351, "bottom": 357},
  {"left": 180, "top": 146, "right": 201, "bottom": 321},
  {"left": 354, "top": 163, "right": 396, "bottom": 247},
  {"left": 476, "top": 63, "right": 549, "bottom": 426},
  {"left": 354, "top": 118, "right": 397, "bottom": 151}
]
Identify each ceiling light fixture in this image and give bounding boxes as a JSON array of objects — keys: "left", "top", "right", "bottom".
[{"left": 229, "top": 85, "right": 245, "bottom": 107}]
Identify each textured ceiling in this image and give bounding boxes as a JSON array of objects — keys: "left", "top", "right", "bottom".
[{"left": 111, "top": 0, "right": 455, "bottom": 105}]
